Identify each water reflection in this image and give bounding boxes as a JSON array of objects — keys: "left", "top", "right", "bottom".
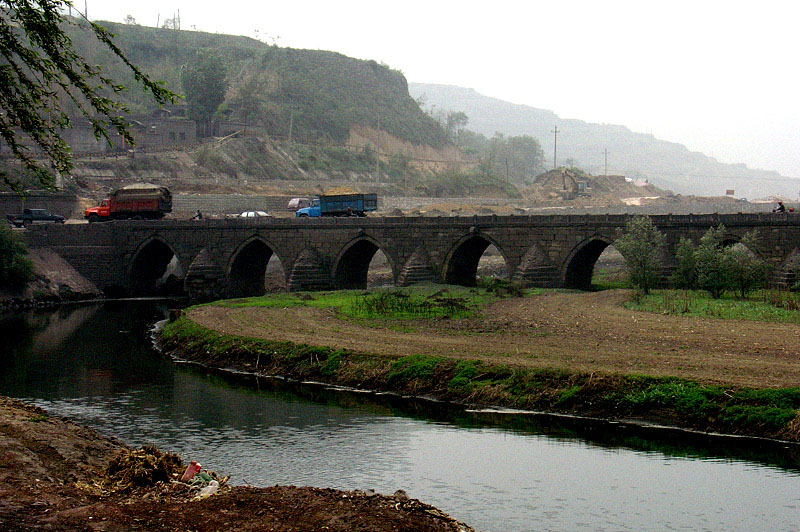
[{"left": 1, "top": 303, "right": 799, "bottom": 532}]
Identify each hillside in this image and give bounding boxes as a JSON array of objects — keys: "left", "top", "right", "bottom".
[
  {"left": 71, "top": 21, "right": 448, "bottom": 147},
  {"left": 410, "top": 83, "right": 800, "bottom": 200}
]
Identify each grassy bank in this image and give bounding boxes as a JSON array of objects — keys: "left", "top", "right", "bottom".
[
  {"left": 625, "top": 289, "right": 800, "bottom": 323},
  {"left": 159, "top": 287, "right": 800, "bottom": 442}
]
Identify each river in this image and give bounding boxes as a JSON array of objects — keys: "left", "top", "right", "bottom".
[{"left": 1, "top": 301, "right": 798, "bottom": 531}]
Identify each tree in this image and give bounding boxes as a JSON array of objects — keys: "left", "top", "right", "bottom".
[
  {"left": 0, "top": 223, "right": 33, "bottom": 289},
  {"left": 721, "top": 232, "right": 768, "bottom": 299},
  {"left": 0, "top": 1, "right": 176, "bottom": 192},
  {"left": 123, "top": 14, "right": 137, "bottom": 25},
  {"left": 446, "top": 111, "right": 468, "bottom": 144},
  {"left": 181, "top": 54, "right": 227, "bottom": 137},
  {"left": 695, "top": 226, "right": 728, "bottom": 299},
  {"left": 614, "top": 215, "right": 666, "bottom": 295},
  {"left": 671, "top": 236, "right": 697, "bottom": 289}
]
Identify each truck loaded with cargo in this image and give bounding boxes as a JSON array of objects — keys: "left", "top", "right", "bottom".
[
  {"left": 84, "top": 185, "right": 172, "bottom": 222},
  {"left": 295, "top": 193, "right": 377, "bottom": 217}
]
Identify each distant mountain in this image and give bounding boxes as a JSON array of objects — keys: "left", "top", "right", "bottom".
[{"left": 409, "top": 83, "right": 799, "bottom": 199}]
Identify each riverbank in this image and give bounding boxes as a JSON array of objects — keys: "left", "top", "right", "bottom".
[
  {"left": 158, "top": 289, "right": 800, "bottom": 443},
  {"left": 0, "top": 396, "right": 475, "bottom": 531}
]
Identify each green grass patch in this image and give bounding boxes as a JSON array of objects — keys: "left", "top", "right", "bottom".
[
  {"left": 625, "top": 289, "right": 800, "bottom": 323},
  {"left": 213, "top": 285, "right": 509, "bottom": 321},
  {"left": 591, "top": 267, "right": 632, "bottom": 290},
  {"left": 387, "top": 355, "right": 442, "bottom": 385}
]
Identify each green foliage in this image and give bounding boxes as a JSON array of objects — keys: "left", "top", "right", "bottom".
[
  {"left": 614, "top": 216, "right": 666, "bottom": 295},
  {"left": 459, "top": 131, "right": 545, "bottom": 184},
  {"left": 214, "top": 285, "right": 497, "bottom": 321},
  {"left": 677, "top": 227, "right": 768, "bottom": 299},
  {"left": 618, "top": 380, "right": 800, "bottom": 430},
  {"left": 671, "top": 237, "right": 697, "bottom": 289},
  {"left": 625, "top": 290, "right": 800, "bottom": 323},
  {"left": 721, "top": 232, "right": 768, "bottom": 299},
  {"left": 0, "top": 3, "right": 175, "bottom": 192},
  {"left": 387, "top": 355, "right": 441, "bottom": 385},
  {"left": 476, "top": 277, "right": 526, "bottom": 297},
  {"left": 181, "top": 53, "right": 227, "bottom": 131},
  {"left": 0, "top": 223, "right": 33, "bottom": 289},
  {"left": 695, "top": 226, "right": 729, "bottom": 298},
  {"left": 448, "top": 360, "right": 481, "bottom": 391}
]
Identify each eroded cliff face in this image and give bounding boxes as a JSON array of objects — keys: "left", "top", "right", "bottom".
[{"left": 0, "top": 248, "right": 100, "bottom": 311}]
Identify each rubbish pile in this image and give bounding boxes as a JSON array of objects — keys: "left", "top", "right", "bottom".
[{"left": 100, "top": 446, "right": 228, "bottom": 500}]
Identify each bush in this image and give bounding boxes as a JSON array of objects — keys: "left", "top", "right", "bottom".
[
  {"left": 614, "top": 216, "right": 666, "bottom": 294},
  {"left": 695, "top": 226, "right": 728, "bottom": 299},
  {"left": 0, "top": 223, "right": 33, "bottom": 290}
]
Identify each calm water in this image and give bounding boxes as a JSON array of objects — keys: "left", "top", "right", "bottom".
[{"left": 1, "top": 302, "right": 799, "bottom": 532}]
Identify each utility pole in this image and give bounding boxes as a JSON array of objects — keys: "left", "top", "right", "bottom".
[
  {"left": 604, "top": 148, "right": 608, "bottom": 176},
  {"left": 551, "top": 126, "right": 559, "bottom": 170},
  {"left": 287, "top": 110, "right": 294, "bottom": 144}
]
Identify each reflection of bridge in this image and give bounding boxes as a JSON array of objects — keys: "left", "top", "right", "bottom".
[{"left": 23, "top": 214, "right": 800, "bottom": 300}]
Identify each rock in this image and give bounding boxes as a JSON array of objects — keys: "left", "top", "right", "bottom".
[{"left": 393, "top": 489, "right": 409, "bottom": 501}]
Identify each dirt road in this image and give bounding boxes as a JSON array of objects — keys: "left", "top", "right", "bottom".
[{"left": 188, "top": 290, "right": 800, "bottom": 388}]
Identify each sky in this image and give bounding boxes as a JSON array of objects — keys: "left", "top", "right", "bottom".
[{"left": 85, "top": 0, "right": 800, "bottom": 177}]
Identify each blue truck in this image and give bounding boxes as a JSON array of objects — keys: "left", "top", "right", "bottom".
[{"left": 296, "top": 193, "right": 378, "bottom": 217}]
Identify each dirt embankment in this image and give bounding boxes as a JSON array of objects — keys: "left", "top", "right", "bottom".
[
  {"left": 0, "top": 396, "right": 474, "bottom": 531},
  {"left": 0, "top": 248, "right": 100, "bottom": 313}
]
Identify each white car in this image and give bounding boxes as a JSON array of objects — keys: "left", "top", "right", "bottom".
[{"left": 239, "top": 211, "right": 271, "bottom": 218}]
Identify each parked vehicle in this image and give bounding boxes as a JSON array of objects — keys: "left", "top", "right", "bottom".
[
  {"left": 286, "top": 197, "right": 311, "bottom": 211},
  {"left": 295, "top": 193, "right": 378, "bottom": 217},
  {"left": 239, "top": 211, "right": 271, "bottom": 218},
  {"left": 84, "top": 185, "right": 172, "bottom": 222},
  {"left": 6, "top": 208, "right": 66, "bottom": 227}
]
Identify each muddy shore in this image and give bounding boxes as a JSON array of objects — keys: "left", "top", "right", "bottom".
[{"left": 0, "top": 396, "right": 475, "bottom": 531}]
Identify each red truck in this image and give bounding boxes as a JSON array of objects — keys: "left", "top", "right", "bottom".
[{"left": 85, "top": 185, "right": 172, "bottom": 223}]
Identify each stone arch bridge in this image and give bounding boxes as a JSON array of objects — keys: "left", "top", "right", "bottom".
[{"left": 22, "top": 214, "right": 800, "bottom": 300}]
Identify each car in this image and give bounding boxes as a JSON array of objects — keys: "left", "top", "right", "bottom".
[
  {"left": 239, "top": 211, "right": 271, "bottom": 218},
  {"left": 6, "top": 208, "right": 66, "bottom": 227}
]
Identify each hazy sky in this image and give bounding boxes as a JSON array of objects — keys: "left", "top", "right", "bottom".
[{"left": 86, "top": 0, "right": 800, "bottom": 177}]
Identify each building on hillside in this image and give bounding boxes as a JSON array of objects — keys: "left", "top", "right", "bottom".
[{"left": 0, "top": 108, "right": 196, "bottom": 157}]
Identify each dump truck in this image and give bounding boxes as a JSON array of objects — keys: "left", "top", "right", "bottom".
[
  {"left": 295, "top": 193, "right": 377, "bottom": 217},
  {"left": 85, "top": 185, "right": 172, "bottom": 222}
]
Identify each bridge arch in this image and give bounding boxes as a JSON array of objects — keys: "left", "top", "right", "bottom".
[
  {"left": 129, "top": 237, "right": 183, "bottom": 296},
  {"left": 332, "top": 235, "right": 396, "bottom": 289},
  {"left": 443, "top": 232, "right": 510, "bottom": 286},
  {"left": 227, "top": 236, "right": 287, "bottom": 298},
  {"left": 562, "top": 234, "right": 618, "bottom": 290}
]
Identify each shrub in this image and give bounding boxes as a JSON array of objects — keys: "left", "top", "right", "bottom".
[{"left": 0, "top": 224, "right": 33, "bottom": 290}]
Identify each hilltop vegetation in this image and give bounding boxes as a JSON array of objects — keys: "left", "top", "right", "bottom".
[{"left": 70, "top": 21, "right": 448, "bottom": 148}]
